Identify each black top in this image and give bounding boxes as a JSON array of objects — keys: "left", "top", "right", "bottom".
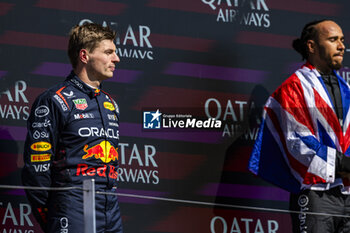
[{"left": 321, "top": 73, "right": 343, "bottom": 124}]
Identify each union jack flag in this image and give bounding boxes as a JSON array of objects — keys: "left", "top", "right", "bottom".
[{"left": 248, "top": 63, "right": 350, "bottom": 193}]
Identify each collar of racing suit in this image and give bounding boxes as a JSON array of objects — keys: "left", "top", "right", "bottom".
[{"left": 67, "top": 71, "right": 102, "bottom": 98}]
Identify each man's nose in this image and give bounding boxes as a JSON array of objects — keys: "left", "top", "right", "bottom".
[{"left": 113, "top": 53, "right": 120, "bottom": 63}]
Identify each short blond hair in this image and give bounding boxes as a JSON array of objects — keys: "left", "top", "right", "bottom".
[{"left": 68, "top": 23, "right": 117, "bottom": 68}]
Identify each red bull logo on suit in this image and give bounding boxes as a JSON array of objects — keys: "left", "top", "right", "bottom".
[
  {"left": 82, "top": 141, "right": 118, "bottom": 163},
  {"left": 76, "top": 141, "right": 119, "bottom": 179},
  {"left": 76, "top": 164, "right": 118, "bottom": 179}
]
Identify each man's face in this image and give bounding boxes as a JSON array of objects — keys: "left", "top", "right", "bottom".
[
  {"left": 86, "top": 39, "right": 120, "bottom": 81},
  {"left": 313, "top": 21, "right": 345, "bottom": 73}
]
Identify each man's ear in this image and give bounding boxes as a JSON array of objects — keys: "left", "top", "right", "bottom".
[
  {"left": 79, "top": 49, "right": 89, "bottom": 64},
  {"left": 306, "top": 39, "right": 316, "bottom": 54}
]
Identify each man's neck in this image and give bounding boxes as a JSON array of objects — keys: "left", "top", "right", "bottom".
[
  {"left": 307, "top": 58, "right": 332, "bottom": 75},
  {"left": 73, "top": 68, "right": 101, "bottom": 88},
  {"left": 318, "top": 68, "right": 333, "bottom": 75}
]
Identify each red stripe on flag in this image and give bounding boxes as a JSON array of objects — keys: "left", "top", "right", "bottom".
[
  {"left": 343, "top": 127, "right": 350, "bottom": 154},
  {"left": 271, "top": 74, "right": 315, "bottom": 135},
  {"left": 313, "top": 89, "right": 343, "bottom": 150},
  {"left": 303, "top": 172, "right": 326, "bottom": 185},
  {"left": 0, "top": 31, "right": 67, "bottom": 50},
  {"left": 266, "top": 106, "right": 327, "bottom": 186},
  {"left": 35, "top": 0, "right": 127, "bottom": 15}
]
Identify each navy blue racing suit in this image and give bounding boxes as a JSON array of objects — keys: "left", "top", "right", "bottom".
[{"left": 22, "top": 72, "right": 123, "bottom": 233}]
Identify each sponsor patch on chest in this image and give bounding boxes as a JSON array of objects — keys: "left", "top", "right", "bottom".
[
  {"left": 73, "top": 98, "right": 88, "bottom": 110},
  {"left": 103, "top": 102, "right": 115, "bottom": 111}
]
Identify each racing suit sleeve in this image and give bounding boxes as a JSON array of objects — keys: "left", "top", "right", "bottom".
[{"left": 21, "top": 92, "right": 61, "bottom": 229}]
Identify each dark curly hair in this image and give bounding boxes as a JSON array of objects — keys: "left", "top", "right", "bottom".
[{"left": 292, "top": 19, "right": 328, "bottom": 60}]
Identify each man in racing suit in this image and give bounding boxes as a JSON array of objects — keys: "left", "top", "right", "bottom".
[{"left": 22, "top": 23, "right": 123, "bottom": 232}]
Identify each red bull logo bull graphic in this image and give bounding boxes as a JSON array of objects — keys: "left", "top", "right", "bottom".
[{"left": 82, "top": 141, "right": 118, "bottom": 163}]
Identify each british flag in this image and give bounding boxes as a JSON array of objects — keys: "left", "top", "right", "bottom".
[{"left": 248, "top": 63, "right": 350, "bottom": 193}]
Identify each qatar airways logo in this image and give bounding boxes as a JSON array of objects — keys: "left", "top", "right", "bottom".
[
  {"left": 79, "top": 19, "right": 154, "bottom": 60},
  {"left": 210, "top": 215, "right": 279, "bottom": 233},
  {"left": 117, "top": 142, "right": 159, "bottom": 185},
  {"left": 204, "top": 97, "right": 259, "bottom": 139},
  {"left": 201, "top": 0, "right": 270, "bottom": 28},
  {"left": 0, "top": 80, "right": 30, "bottom": 121},
  {"left": 0, "top": 202, "right": 35, "bottom": 232}
]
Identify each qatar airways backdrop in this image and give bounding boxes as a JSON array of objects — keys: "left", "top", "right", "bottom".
[{"left": 1, "top": 0, "right": 350, "bottom": 232}]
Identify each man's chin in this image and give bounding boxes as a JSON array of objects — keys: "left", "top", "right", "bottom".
[
  {"left": 333, "top": 63, "right": 343, "bottom": 71},
  {"left": 331, "top": 61, "right": 343, "bottom": 71},
  {"left": 102, "top": 73, "right": 114, "bottom": 80}
]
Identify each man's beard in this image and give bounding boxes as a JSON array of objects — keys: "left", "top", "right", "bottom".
[
  {"left": 322, "top": 51, "right": 343, "bottom": 71},
  {"left": 328, "top": 58, "right": 343, "bottom": 70},
  {"left": 318, "top": 45, "right": 343, "bottom": 71}
]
